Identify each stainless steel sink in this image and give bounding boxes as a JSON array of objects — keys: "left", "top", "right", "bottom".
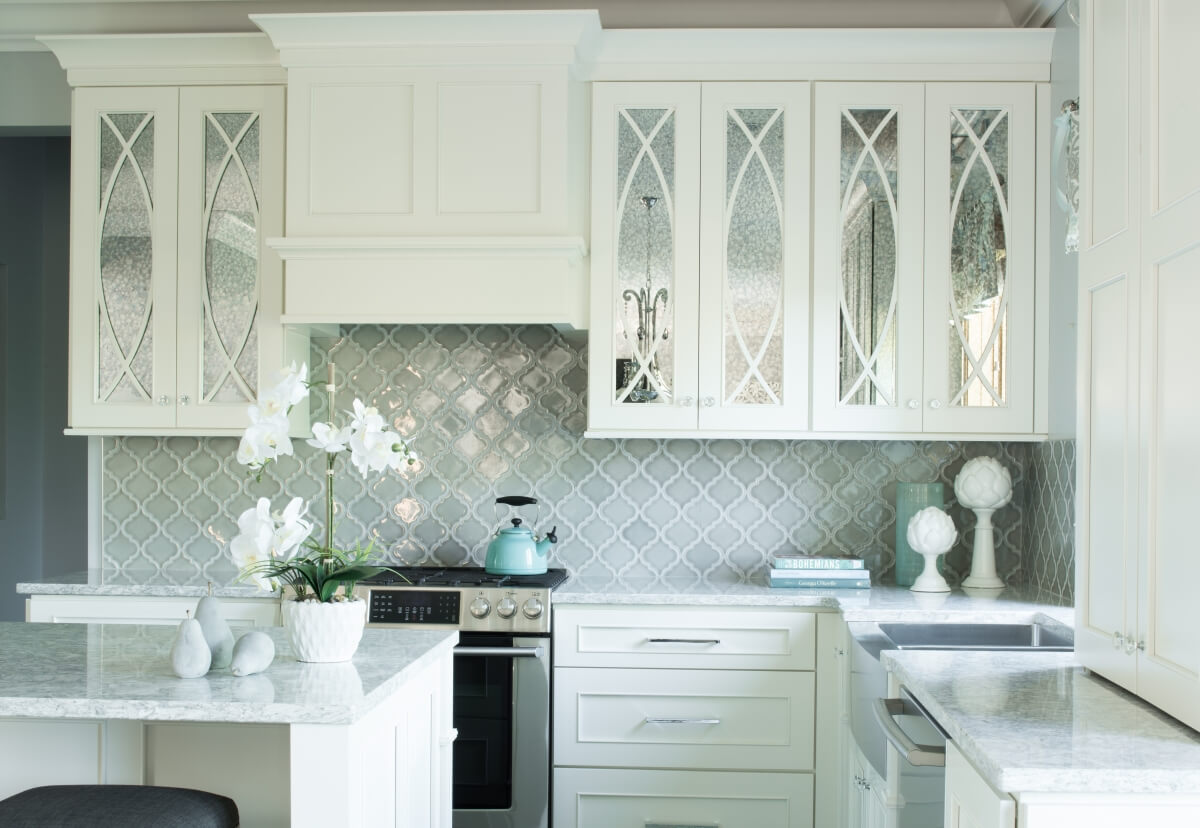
[{"left": 876, "top": 622, "right": 1073, "bottom": 651}]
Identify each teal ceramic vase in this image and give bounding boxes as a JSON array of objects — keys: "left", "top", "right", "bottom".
[{"left": 894, "top": 482, "right": 945, "bottom": 586}]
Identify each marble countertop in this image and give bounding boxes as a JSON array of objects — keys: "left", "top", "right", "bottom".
[
  {"left": 883, "top": 649, "right": 1200, "bottom": 795},
  {"left": 0, "top": 622, "right": 456, "bottom": 725},
  {"left": 556, "top": 575, "right": 1073, "bottom": 623},
  {"left": 18, "top": 569, "right": 277, "bottom": 599}
]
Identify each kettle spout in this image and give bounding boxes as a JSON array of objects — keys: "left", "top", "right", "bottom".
[{"left": 535, "top": 526, "right": 558, "bottom": 559}]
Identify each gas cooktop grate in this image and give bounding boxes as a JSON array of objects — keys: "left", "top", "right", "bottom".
[{"left": 364, "top": 566, "right": 569, "bottom": 590}]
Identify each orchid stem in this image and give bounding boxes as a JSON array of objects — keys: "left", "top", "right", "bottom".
[{"left": 325, "top": 366, "right": 336, "bottom": 561}]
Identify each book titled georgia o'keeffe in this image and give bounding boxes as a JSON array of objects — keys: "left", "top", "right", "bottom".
[
  {"left": 769, "top": 554, "right": 865, "bottom": 570},
  {"left": 768, "top": 567, "right": 870, "bottom": 580},
  {"left": 768, "top": 574, "right": 871, "bottom": 589}
]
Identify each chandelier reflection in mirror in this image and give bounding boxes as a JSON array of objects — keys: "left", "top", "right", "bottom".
[{"left": 619, "top": 195, "right": 669, "bottom": 403}]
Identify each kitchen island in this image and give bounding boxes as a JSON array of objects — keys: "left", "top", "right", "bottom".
[{"left": 0, "top": 622, "right": 456, "bottom": 828}]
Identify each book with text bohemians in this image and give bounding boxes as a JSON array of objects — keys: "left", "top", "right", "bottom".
[{"left": 769, "top": 554, "right": 865, "bottom": 570}]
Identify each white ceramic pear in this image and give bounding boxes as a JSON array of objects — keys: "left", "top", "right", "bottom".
[
  {"left": 906, "top": 506, "right": 956, "bottom": 593},
  {"left": 230, "top": 631, "right": 276, "bottom": 677},
  {"left": 195, "top": 593, "right": 235, "bottom": 670},
  {"left": 170, "top": 614, "right": 212, "bottom": 679}
]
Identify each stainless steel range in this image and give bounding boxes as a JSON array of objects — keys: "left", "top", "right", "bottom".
[{"left": 363, "top": 566, "right": 569, "bottom": 828}]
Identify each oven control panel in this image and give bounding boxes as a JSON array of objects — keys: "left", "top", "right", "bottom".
[{"left": 366, "top": 586, "right": 552, "bottom": 633}]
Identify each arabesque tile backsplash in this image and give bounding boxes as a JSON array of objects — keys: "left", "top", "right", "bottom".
[{"left": 102, "top": 325, "right": 1075, "bottom": 598}]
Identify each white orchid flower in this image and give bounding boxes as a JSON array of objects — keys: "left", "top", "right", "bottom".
[
  {"left": 270, "top": 496, "right": 313, "bottom": 560},
  {"left": 388, "top": 439, "right": 417, "bottom": 473},
  {"left": 229, "top": 498, "right": 277, "bottom": 590},
  {"left": 349, "top": 429, "right": 406, "bottom": 477},
  {"left": 257, "top": 363, "right": 309, "bottom": 417},
  {"left": 349, "top": 398, "right": 385, "bottom": 433},
  {"left": 306, "top": 422, "right": 352, "bottom": 454},
  {"left": 241, "top": 409, "right": 293, "bottom": 467}
]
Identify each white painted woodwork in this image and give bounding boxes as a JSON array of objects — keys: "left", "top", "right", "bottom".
[
  {"left": 26, "top": 594, "right": 281, "bottom": 627},
  {"left": 588, "top": 82, "right": 702, "bottom": 431},
  {"left": 553, "top": 604, "right": 816, "bottom": 670},
  {"left": 923, "top": 83, "right": 1036, "bottom": 434},
  {"left": 945, "top": 743, "right": 1016, "bottom": 828},
  {"left": 1018, "top": 792, "right": 1200, "bottom": 827},
  {"left": 812, "top": 82, "right": 926, "bottom": 433},
  {"left": 698, "top": 82, "right": 811, "bottom": 431},
  {"left": 1076, "top": 0, "right": 1200, "bottom": 730},
  {"left": 847, "top": 737, "right": 890, "bottom": 828},
  {"left": 816, "top": 613, "right": 849, "bottom": 828},
  {"left": 0, "top": 646, "right": 453, "bottom": 828},
  {"left": 553, "top": 767, "right": 814, "bottom": 828},
  {"left": 555, "top": 666, "right": 815, "bottom": 770}
]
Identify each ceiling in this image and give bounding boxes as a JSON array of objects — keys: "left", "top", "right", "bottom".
[{"left": 1, "top": 0, "right": 1066, "bottom": 48}]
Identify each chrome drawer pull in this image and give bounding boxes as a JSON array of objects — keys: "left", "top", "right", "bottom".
[
  {"left": 646, "top": 638, "right": 721, "bottom": 645},
  {"left": 644, "top": 717, "right": 720, "bottom": 725},
  {"left": 871, "top": 698, "right": 946, "bottom": 767}
]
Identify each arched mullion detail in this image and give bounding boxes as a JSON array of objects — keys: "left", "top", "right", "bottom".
[
  {"left": 200, "top": 112, "right": 260, "bottom": 403},
  {"left": 836, "top": 109, "right": 900, "bottom": 407},
  {"left": 723, "top": 107, "right": 785, "bottom": 405},
  {"left": 96, "top": 112, "right": 155, "bottom": 402},
  {"left": 615, "top": 108, "right": 675, "bottom": 404},
  {"left": 947, "top": 108, "right": 1010, "bottom": 406}
]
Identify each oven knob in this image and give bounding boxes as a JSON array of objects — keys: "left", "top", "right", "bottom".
[
  {"left": 496, "top": 597, "right": 518, "bottom": 618},
  {"left": 469, "top": 596, "right": 491, "bottom": 619},
  {"left": 522, "top": 597, "right": 544, "bottom": 619}
]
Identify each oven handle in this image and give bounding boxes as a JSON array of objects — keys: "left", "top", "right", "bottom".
[
  {"left": 453, "top": 645, "right": 544, "bottom": 659},
  {"left": 872, "top": 697, "right": 946, "bottom": 767}
]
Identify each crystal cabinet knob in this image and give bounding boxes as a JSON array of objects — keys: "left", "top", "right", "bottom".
[
  {"left": 157, "top": 395, "right": 171, "bottom": 406},
  {"left": 522, "top": 597, "right": 544, "bottom": 619},
  {"left": 469, "top": 597, "right": 491, "bottom": 619},
  {"left": 929, "top": 399, "right": 942, "bottom": 410},
  {"left": 179, "top": 395, "right": 191, "bottom": 406},
  {"left": 679, "top": 396, "right": 695, "bottom": 407},
  {"left": 907, "top": 399, "right": 919, "bottom": 410},
  {"left": 702, "top": 396, "right": 716, "bottom": 407},
  {"left": 1112, "top": 631, "right": 1125, "bottom": 650},
  {"left": 496, "top": 597, "right": 517, "bottom": 618}
]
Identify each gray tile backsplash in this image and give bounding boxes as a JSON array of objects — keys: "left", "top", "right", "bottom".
[{"left": 102, "top": 325, "right": 1074, "bottom": 590}]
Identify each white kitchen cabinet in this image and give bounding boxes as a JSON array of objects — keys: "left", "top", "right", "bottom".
[
  {"left": 1075, "top": 0, "right": 1200, "bottom": 732},
  {"left": 25, "top": 594, "right": 280, "bottom": 627},
  {"left": 812, "top": 81, "right": 1037, "bottom": 436},
  {"left": 62, "top": 79, "right": 297, "bottom": 434},
  {"left": 587, "top": 81, "right": 811, "bottom": 434},
  {"left": 552, "top": 604, "right": 839, "bottom": 828},
  {"left": 848, "top": 739, "right": 890, "bottom": 828},
  {"left": 945, "top": 743, "right": 1015, "bottom": 828}
]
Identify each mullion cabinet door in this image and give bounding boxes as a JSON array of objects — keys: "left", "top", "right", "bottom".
[
  {"left": 812, "top": 82, "right": 925, "bottom": 433},
  {"left": 588, "top": 82, "right": 701, "bottom": 432},
  {"left": 698, "top": 82, "right": 810, "bottom": 431},
  {"left": 69, "top": 87, "right": 180, "bottom": 430},
  {"left": 922, "top": 83, "right": 1035, "bottom": 434},
  {"left": 175, "top": 85, "right": 285, "bottom": 430}
]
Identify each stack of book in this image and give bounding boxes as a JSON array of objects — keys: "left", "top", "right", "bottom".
[{"left": 767, "top": 554, "right": 870, "bottom": 589}]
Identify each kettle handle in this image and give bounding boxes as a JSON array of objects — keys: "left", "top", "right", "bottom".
[{"left": 496, "top": 495, "right": 538, "bottom": 507}]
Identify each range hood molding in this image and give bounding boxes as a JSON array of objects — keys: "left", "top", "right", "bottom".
[{"left": 274, "top": 236, "right": 589, "bottom": 331}]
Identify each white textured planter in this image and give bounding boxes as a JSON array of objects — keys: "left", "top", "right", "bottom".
[{"left": 282, "top": 598, "right": 366, "bottom": 663}]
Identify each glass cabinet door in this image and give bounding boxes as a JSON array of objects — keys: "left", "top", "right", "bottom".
[
  {"left": 812, "top": 83, "right": 925, "bottom": 433},
  {"left": 698, "top": 83, "right": 810, "bottom": 431},
  {"left": 588, "top": 83, "right": 700, "bottom": 432},
  {"left": 923, "top": 84, "right": 1035, "bottom": 434},
  {"left": 69, "top": 87, "right": 179, "bottom": 430},
  {"left": 176, "top": 86, "right": 285, "bottom": 431}
]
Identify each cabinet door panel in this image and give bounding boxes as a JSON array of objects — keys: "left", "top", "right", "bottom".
[
  {"left": 698, "top": 82, "right": 810, "bottom": 430},
  {"left": 945, "top": 743, "right": 1015, "bottom": 828},
  {"left": 175, "top": 86, "right": 285, "bottom": 430},
  {"left": 923, "top": 83, "right": 1035, "bottom": 434},
  {"left": 588, "top": 83, "right": 700, "bottom": 431},
  {"left": 69, "top": 87, "right": 179, "bottom": 430},
  {"left": 812, "top": 82, "right": 925, "bottom": 433}
]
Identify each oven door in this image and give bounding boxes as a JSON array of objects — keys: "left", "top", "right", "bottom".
[{"left": 451, "top": 633, "right": 549, "bottom": 828}]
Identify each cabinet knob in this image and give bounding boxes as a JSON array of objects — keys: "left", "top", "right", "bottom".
[
  {"left": 928, "top": 399, "right": 942, "bottom": 410},
  {"left": 907, "top": 399, "right": 919, "bottom": 410},
  {"left": 702, "top": 396, "right": 716, "bottom": 408},
  {"left": 156, "top": 395, "right": 171, "bottom": 407},
  {"left": 1137, "top": 640, "right": 1146, "bottom": 653},
  {"left": 679, "top": 396, "right": 695, "bottom": 407},
  {"left": 1112, "top": 631, "right": 1124, "bottom": 650},
  {"left": 1124, "top": 635, "right": 1137, "bottom": 655},
  {"left": 179, "top": 395, "right": 191, "bottom": 406}
]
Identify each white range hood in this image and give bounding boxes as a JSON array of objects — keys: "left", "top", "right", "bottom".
[{"left": 251, "top": 11, "right": 599, "bottom": 330}]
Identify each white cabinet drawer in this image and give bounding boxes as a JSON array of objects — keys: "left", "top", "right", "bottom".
[
  {"left": 554, "top": 667, "right": 815, "bottom": 771},
  {"left": 554, "top": 605, "right": 817, "bottom": 670},
  {"left": 554, "top": 767, "right": 814, "bottom": 828},
  {"left": 26, "top": 595, "right": 281, "bottom": 627}
]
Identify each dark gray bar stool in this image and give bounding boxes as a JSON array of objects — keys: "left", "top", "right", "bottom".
[{"left": 0, "top": 784, "right": 239, "bottom": 827}]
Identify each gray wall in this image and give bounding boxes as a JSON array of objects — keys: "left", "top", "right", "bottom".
[{"left": 0, "top": 137, "right": 87, "bottom": 621}]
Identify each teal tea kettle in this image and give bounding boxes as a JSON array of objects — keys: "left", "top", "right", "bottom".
[{"left": 485, "top": 495, "right": 558, "bottom": 575}]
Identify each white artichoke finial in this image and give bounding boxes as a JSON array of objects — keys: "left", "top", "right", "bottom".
[{"left": 953, "top": 456, "right": 1013, "bottom": 511}]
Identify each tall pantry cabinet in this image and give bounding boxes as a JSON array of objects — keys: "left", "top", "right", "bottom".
[{"left": 1075, "top": 0, "right": 1200, "bottom": 730}]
